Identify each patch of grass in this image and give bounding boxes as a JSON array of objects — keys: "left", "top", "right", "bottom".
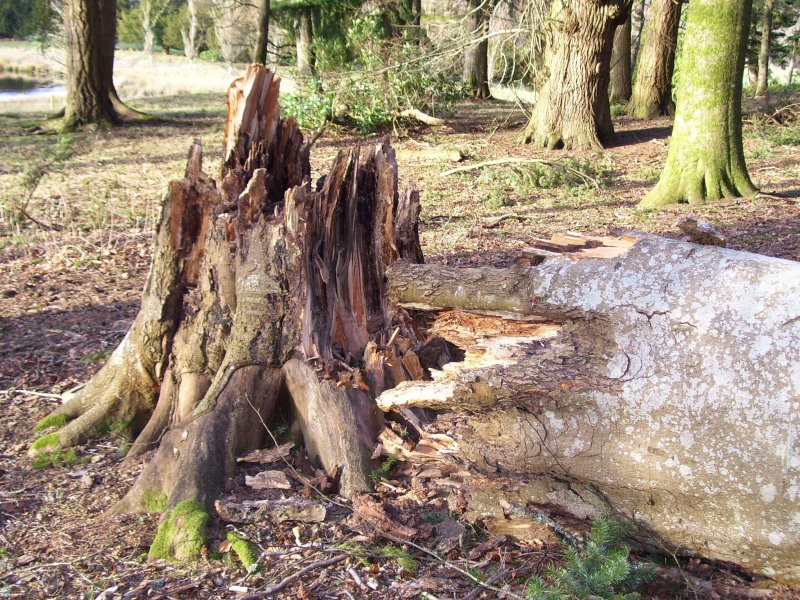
[
  {"left": 33, "top": 413, "right": 67, "bottom": 432},
  {"left": 226, "top": 532, "right": 260, "bottom": 572},
  {"left": 31, "top": 448, "right": 82, "bottom": 470},
  {"left": 525, "top": 515, "right": 654, "bottom": 600}
]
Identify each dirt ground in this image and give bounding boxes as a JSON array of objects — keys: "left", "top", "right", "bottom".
[{"left": 0, "top": 89, "right": 799, "bottom": 599}]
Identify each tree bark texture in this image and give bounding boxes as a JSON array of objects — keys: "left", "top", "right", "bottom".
[
  {"left": 628, "top": 0, "right": 681, "bottom": 118},
  {"left": 381, "top": 237, "right": 800, "bottom": 587},
  {"left": 630, "top": 0, "right": 645, "bottom": 70},
  {"left": 522, "top": 0, "right": 631, "bottom": 150},
  {"left": 609, "top": 16, "right": 632, "bottom": 103},
  {"left": 254, "top": 0, "right": 270, "bottom": 64},
  {"left": 181, "top": 0, "right": 199, "bottom": 62},
  {"left": 34, "top": 65, "right": 425, "bottom": 560},
  {"left": 63, "top": 0, "right": 119, "bottom": 130},
  {"left": 296, "top": 8, "right": 315, "bottom": 77},
  {"left": 463, "top": 0, "right": 492, "bottom": 99},
  {"left": 756, "top": 0, "right": 774, "bottom": 97},
  {"left": 640, "top": 0, "right": 757, "bottom": 207}
]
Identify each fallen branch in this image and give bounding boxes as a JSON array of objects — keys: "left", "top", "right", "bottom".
[
  {"left": 239, "top": 554, "right": 348, "bottom": 599},
  {"left": 398, "top": 108, "right": 445, "bottom": 126},
  {"left": 482, "top": 212, "right": 537, "bottom": 229}
]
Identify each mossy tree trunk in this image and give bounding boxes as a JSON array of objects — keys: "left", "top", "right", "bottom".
[
  {"left": 463, "top": 0, "right": 493, "bottom": 99},
  {"left": 755, "top": 0, "right": 774, "bottom": 97},
  {"left": 522, "top": 0, "right": 631, "bottom": 150},
  {"left": 640, "top": 0, "right": 757, "bottom": 208},
  {"left": 627, "top": 0, "right": 682, "bottom": 118},
  {"left": 609, "top": 15, "right": 632, "bottom": 103}
]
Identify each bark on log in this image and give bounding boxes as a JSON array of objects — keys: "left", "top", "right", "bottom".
[{"left": 381, "top": 237, "right": 800, "bottom": 587}]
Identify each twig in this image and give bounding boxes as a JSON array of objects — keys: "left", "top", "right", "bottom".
[
  {"left": 482, "top": 213, "right": 537, "bottom": 229},
  {"left": 239, "top": 554, "right": 347, "bottom": 599}
]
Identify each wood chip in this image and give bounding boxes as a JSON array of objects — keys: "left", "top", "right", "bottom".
[
  {"left": 245, "top": 470, "right": 292, "bottom": 490},
  {"left": 237, "top": 442, "right": 294, "bottom": 464}
]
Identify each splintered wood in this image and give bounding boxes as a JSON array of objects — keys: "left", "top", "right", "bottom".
[{"left": 523, "top": 231, "right": 638, "bottom": 261}]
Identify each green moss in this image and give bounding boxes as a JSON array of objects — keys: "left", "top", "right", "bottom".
[
  {"left": 226, "top": 532, "right": 260, "bottom": 571},
  {"left": 31, "top": 448, "right": 82, "bottom": 470},
  {"left": 33, "top": 414, "right": 67, "bottom": 432},
  {"left": 30, "top": 432, "right": 61, "bottom": 453},
  {"left": 149, "top": 499, "right": 209, "bottom": 561},
  {"left": 143, "top": 490, "right": 168, "bottom": 513}
]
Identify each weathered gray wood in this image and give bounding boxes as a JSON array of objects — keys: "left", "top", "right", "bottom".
[{"left": 383, "top": 237, "right": 800, "bottom": 586}]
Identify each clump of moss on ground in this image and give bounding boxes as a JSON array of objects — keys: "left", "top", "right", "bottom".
[
  {"left": 226, "top": 532, "right": 260, "bottom": 571},
  {"left": 33, "top": 414, "right": 67, "bottom": 432},
  {"left": 149, "top": 499, "right": 208, "bottom": 561},
  {"left": 31, "top": 448, "right": 82, "bottom": 470}
]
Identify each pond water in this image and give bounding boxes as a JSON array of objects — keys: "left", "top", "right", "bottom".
[{"left": 0, "top": 75, "right": 65, "bottom": 99}]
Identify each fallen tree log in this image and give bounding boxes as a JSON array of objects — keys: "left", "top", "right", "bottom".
[
  {"left": 28, "top": 66, "right": 800, "bottom": 588},
  {"left": 380, "top": 238, "right": 800, "bottom": 587}
]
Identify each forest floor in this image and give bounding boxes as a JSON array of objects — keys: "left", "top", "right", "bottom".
[{"left": 0, "top": 79, "right": 799, "bottom": 599}]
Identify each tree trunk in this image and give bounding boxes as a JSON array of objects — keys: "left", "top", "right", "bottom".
[
  {"left": 181, "top": 0, "right": 199, "bottom": 62},
  {"left": 627, "top": 0, "right": 681, "bottom": 118},
  {"left": 296, "top": 8, "right": 315, "bottom": 77},
  {"left": 789, "top": 42, "right": 797, "bottom": 85},
  {"left": 63, "top": 0, "right": 119, "bottom": 130},
  {"left": 379, "top": 237, "right": 800, "bottom": 587},
  {"left": 609, "top": 16, "right": 632, "bottom": 103},
  {"left": 34, "top": 65, "right": 423, "bottom": 560},
  {"left": 640, "top": 0, "right": 757, "bottom": 208},
  {"left": 522, "top": 0, "right": 631, "bottom": 150},
  {"left": 630, "top": 0, "right": 645, "bottom": 70},
  {"left": 463, "top": 0, "right": 492, "bottom": 99},
  {"left": 755, "top": 0, "right": 774, "bottom": 97},
  {"left": 253, "top": 0, "right": 270, "bottom": 64}
]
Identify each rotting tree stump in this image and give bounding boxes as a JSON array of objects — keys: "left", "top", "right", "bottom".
[{"left": 30, "top": 66, "right": 800, "bottom": 587}]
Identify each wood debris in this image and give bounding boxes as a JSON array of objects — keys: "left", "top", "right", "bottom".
[
  {"left": 245, "top": 470, "right": 292, "bottom": 490},
  {"left": 215, "top": 497, "right": 327, "bottom": 524},
  {"left": 237, "top": 442, "right": 294, "bottom": 464}
]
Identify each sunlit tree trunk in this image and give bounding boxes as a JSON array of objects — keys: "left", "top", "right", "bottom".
[
  {"left": 789, "top": 42, "right": 797, "bottom": 85},
  {"left": 609, "top": 15, "right": 632, "bottom": 103},
  {"left": 628, "top": 0, "right": 682, "bottom": 118},
  {"left": 640, "top": 0, "right": 757, "bottom": 208},
  {"left": 630, "top": 0, "right": 645, "bottom": 69},
  {"left": 464, "top": 0, "right": 492, "bottom": 99},
  {"left": 63, "top": 0, "right": 119, "bottom": 130},
  {"left": 253, "top": 0, "right": 270, "bottom": 64},
  {"left": 522, "top": 0, "right": 631, "bottom": 150},
  {"left": 755, "top": 0, "right": 774, "bottom": 97},
  {"left": 296, "top": 7, "right": 315, "bottom": 76},
  {"left": 181, "top": 0, "right": 199, "bottom": 62}
]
